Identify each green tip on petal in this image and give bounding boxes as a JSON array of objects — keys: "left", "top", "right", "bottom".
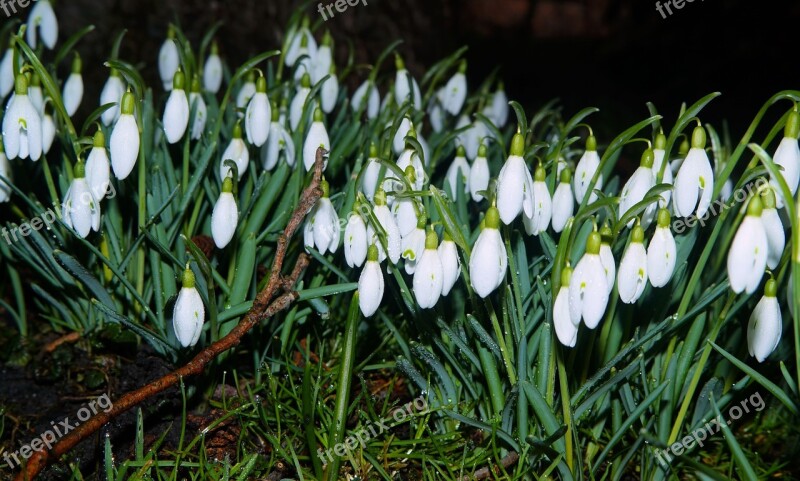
[
  {"left": 657, "top": 208, "right": 671, "bottom": 228},
  {"left": 560, "top": 167, "right": 572, "bottom": 184},
  {"left": 484, "top": 206, "right": 501, "bottom": 230},
  {"left": 172, "top": 69, "right": 185, "bottom": 90},
  {"left": 14, "top": 73, "right": 28, "bottom": 95},
  {"left": 211, "top": 41, "right": 219, "bottom": 55},
  {"left": 600, "top": 225, "right": 613, "bottom": 244},
  {"left": 93, "top": 130, "right": 105, "bottom": 148},
  {"left": 246, "top": 70, "right": 256, "bottom": 82},
  {"left": 31, "top": 73, "right": 41, "bottom": 87},
  {"left": 425, "top": 228, "right": 438, "bottom": 249},
  {"left": 300, "top": 34, "right": 309, "bottom": 48},
  {"left": 322, "top": 30, "right": 333, "bottom": 46},
  {"left": 71, "top": 53, "right": 82, "bottom": 74},
  {"left": 586, "top": 135, "right": 597, "bottom": 152},
  {"left": 443, "top": 230, "right": 452, "bottom": 242},
  {"left": 191, "top": 75, "right": 201, "bottom": 93},
  {"left": 534, "top": 164, "right": 546, "bottom": 182},
  {"left": 746, "top": 195, "right": 763, "bottom": 217},
  {"left": 679, "top": 137, "right": 690, "bottom": 156},
  {"left": 560, "top": 266, "right": 572, "bottom": 286},
  {"left": 416, "top": 214, "right": 428, "bottom": 229},
  {"left": 109, "top": 68, "right": 120, "bottom": 78},
  {"left": 762, "top": 187, "right": 777, "bottom": 209},
  {"left": 232, "top": 122, "right": 243, "bottom": 139},
  {"left": 586, "top": 231, "right": 602, "bottom": 255},
  {"left": 764, "top": 278, "right": 778, "bottom": 297},
  {"left": 120, "top": 91, "right": 136, "bottom": 115},
  {"left": 369, "top": 142, "right": 378, "bottom": 158},
  {"left": 271, "top": 101, "right": 279, "bottom": 121},
  {"left": 655, "top": 132, "right": 667, "bottom": 150},
  {"left": 167, "top": 24, "right": 176, "bottom": 39},
  {"left": 456, "top": 145, "right": 466, "bottom": 157},
  {"left": 404, "top": 165, "right": 416, "bottom": 183},
  {"left": 256, "top": 75, "right": 267, "bottom": 93},
  {"left": 321, "top": 178, "right": 330, "bottom": 198},
  {"left": 222, "top": 176, "right": 234, "bottom": 193},
  {"left": 374, "top": 188, "right": 387, "bottom": 206},
  {"left": 631, "top": 224, "right": 645, "bottom": 243},
  {"left": 301, "top": 73, "right": 311, "bottom": 88},
  {"left": 74, "top": 160, "right": 86, "bottom": 178},
  {"left": 477, "top": 143, "right": 487, "bottom": 158},
  {"left": 641, "top": 148, "right": 654, "bottom": 168},
  {"left": 691, "top": 125, "right": 707, "bottom": 150},
  {"left": 367, "top": 244, "right": 379, "bottom": 262},
  {"left": 510, "top": 132, "right": 525, "bottom": 157},
  {"left": 394, "top": 53, "right": 405, "bottom": 71},
  {"left": 313, "top": 107, "right": 324, "bottom": 122},
  {"left": 181, "top": 266, "right": 196, "bottom": 288},
  {"left": 457, "top": 59, "right": 467, "bottom": 74},
  {"left": 786, "top": 109, "right": 800, "bottom": 139}
]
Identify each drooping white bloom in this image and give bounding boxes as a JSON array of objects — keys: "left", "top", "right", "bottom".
[
  {"left": 652, "top": 132, "right": 673, "bottom": 207},
  {"left": 568, "top": 231, "right": 609, "bottom": 329},
  {"left": 401, "top": 223, "right": 426, "bottom": 275},
  {"left": 245, "top": 76, "right": 271, "bottom": 147},
  {"left": 760, "top": 189, "right": 785, "bottom": 270},
  {"left": 469, "top": 207, "right": 507, "bottom": 298},
  {"left": 63, "top": 54, "right": 84, "bottom": 117},
  {"left": 62, "top": 161, "right": 101, "bottom": 238},
  {"left": 158, "top": 29, "right": 180, "bottom": 91},
  {"left": 619, "top": 149, "right": 656, "bottom": 228},
  {"left": 303, "top": 108, "right": 330, "bottom": 171},
  {"left": 163, "top": 71, "right": 189, "bottom": 144},
  {"left": 618, "top": 225, "right": 648, "bottom": 304},
  {"left": 26, "top": 0, "right": 58, "bottom": 50},
  {"left": 770, "top": 110, "right": 800, "bottom": 207},
  {"left": 262, "top": 108, "right": 295, "bottom": 170},
  {"left": 311, "top": 41, "right": 332, "bottom": 85},
  {"left": 189, "top": 83, "right": 208, "bottom": 140},
  {"left": 486, "top": 83, "right": 509, "bottom": 128},
  {"left": 235, "top": 73, "right": 257, "bottom": 114},
  {"left": 445, "top": 145, "right": 470, "bottom": 197},
  {"left": 361, "top": 143, "right": 382, "bottom": 201},
  {"left": 395, "top": 127, "right": 425, "bottom": 192},
  {"left": 352, "top": 79, "right": 380, "bottom": 119},
  {"left": 394, "top": 55, "right": 422, "bottom": 110},
  {"left": 459, "top": 117, "right": 488, "bottom": 161},
  {"left": 203, "top": 42, "right": 223, "bottom": 94},
  {"left": 648, "top": 208, "right": 677, "bottom": 288},
  {"left": 554, "top": 267, "right": 578, "bottom": 347},
  {"left": 291, "top": 33, "right": 314, "bottom": 82},
  {"left": 598, "top": 227, "right": 616, "bottom": 296},
  {"left": 219, "top": 123, "right": 249, "bottom": 180},
  {"left": 289, "top": 73, "right": 312, "bottom": 131},
  {"left": 368, "top": 189, "right": 402, "bottom": 264},
  {"left": 429, "top": 98, "right": 445, "bottom": 133},
  {"left": 441, "top": 60, "right": 467, "bottom": 116},
  {"left": 0, "top": 140, "right": 13, "bottom": 202},
  {"left": 523, "top": 164, "right": 552, "bottom": 236},
  {"left": 413, "top": 230, "right": 444, "bottom": 309},
  {"left": 358, "top": 245, "right": 384, "bottom": 317},
  {"left": 110, "top": 92, "right": 139, "bottom": 180},
  {"left": 469, "top": 144, "right": 490, "bottom": 202},
  {"left": 439, "top": 234, "right": 460, "bottom": 296},
  {"left": 552, "top": 168, "right": 574, "bottom": 233},
  {"left": 674, "top": 125, "right": 714, "bottom": 218},
  {"left": 303, "top": 180, "right": 340, "bottom": 255},
  {"left": 3, "top": 74, "right": 42, "bottom": 161},
  {"left": 320, "top": 67, "right": 339, "bottom": 114},
  {"left": 728, "top": 196, "right": 768, "bottom": 294},
  {"left": 41, "top": 112, "right": 55, "bottom": 154},
  {"left": 574, "top": 135, "right": 603, "bottom": 204},
  {"left": 496, "top": 133, "right": 534, "bottom": 224},
  {"left": 392, "top": 117, "right": 413, "bottom": 155},
  {"left": 100, "top": 70, "right": 125, "bottom": 126},
  {"left": 344, "top": 211, "right": 368, "bottom": 268},
  {"left": 173, "top": 267, "right": 205, "bottom": 348},
  {"left": 85, "top": 131, "right": 110, "bottom": 200},
  {"left": 28, "top": 75, "right": 44, "bottom": 115},
  {"left": 285, "top": 21, "right": 318, "bottom": 68},
  {"left": 211, "top": 176, "right": 239, "bottom": 249},
  {"left": 748, "top": 279, "right": 782, "bottom": 362},
  {"left": 393, "top": 181, "right": 419, "bottom": 237},
  {"left": 0, "top": 49, "right": 13, "bottom": 98}
]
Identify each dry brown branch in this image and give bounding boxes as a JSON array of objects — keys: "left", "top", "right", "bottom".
[{"left": 459, "top": 451, "right": 520, "bottom": 481}]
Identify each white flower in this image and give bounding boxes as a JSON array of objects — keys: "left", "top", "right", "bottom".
[
  {"left": 395, "top": 128, "right": 425, "bottom": 192},
  {"left": 747, "top": 279, "right": 782, "bottom": 362},
  {"left": 618, "top": 225, "right": 648, "bottom": 304},
  {"left": 674, "top": 125, "right": 714, "bottom": 218},
  {"left": 26, "top": 0, "right": 58, "bottom": 50},
  {"left": 402, "top": 223, "right": 426, "bottom": 275},
  {"left": 219, "top": 123, "right": 249, "bottom": 180},
  {"left": 211, "top": 176, "right": 239, "bottom": 249},
  {"left": 554, "top": 268, "right": 578, "bottom": 347},
  {"left": 445, "top": 145, "right": 470, "bottom": 197},
  {"left": 439, "top": 234, "right": 460, "bottom": 296},
  {"left": 599, "top": 230, "right": 615, "bottom": 296},
  {"left": 469, "top": 144, "right": 490, "bottom": 202},
  {"left": 496, "top": 133, "right": 534, "bottom": 224},
  {"left": 361, "top": 143, "right": 382, "bottom": 201},
  {"left": 574, "top": 135, "right": 603, "bottom": 204},
  {"left": 568, "top": 231, "right": 609, "bottom": 329},
  {"left": 262, "top": 113, "right": 295, "bottom": 170},
  {"left": 441, "top": 61, "right": 467, "bottom": 116},
  {"left": 62, "top": 161, "right": 101, "bottom": 238},
  {"left": 486, "top": 83, "right": 509, "bottom": 128},
  {"left": 394, "top": 55, "right": 422, "bottom": 110},
  {"left": 358, "top": 245, "right": 384, "bottom": 317},
  {"left": 413, "top": 230, "right": 444, "bottom": 309},
  {"left": 285, "top": 22, "right": 318, "bottom": 68},
  {"left": 619, "top": 149, "right": 656, "bottom": 228},
  {"left": 41, "top": 112, "right": 55, "bottom": 154},
  {"left": 728, "top": 196, "right": 768, "bottom": 294},
  {"left": 458, "top": 117, "right": 488, "bottom": 161},
  {"left": 163, "top": 71, "right": 189, "bottom": 144},
  {"left": 85, "top": 131, "right": 110, "bottom": 200},
  {"left": 289, "top": 73, "right": 311, "bottom": 131},
  {"left": 393, "top": 190, "right": 418, "bottom": 238},
  {"left": 552, "top": 168, "right": 574, "bottom": 233},
  {"left": 0, "top": 49, "right": 13, "bottom": 98},
  {"left": 3, "top": 75, "right": 42, "bottom": 161},
  {"left": 203, "top": 43, "right": 223, "bottom": 94},
  {"left": 173, "top": 267, "right": 205, "bottom": 348},
  {"left": 245, "top": 76, "right": 271, "bottom": 147},
  {"left": 648, "top": 208, "right": 677, "bottom": 288},
  {"left": 303, "top": 180, "right": 340, "bottom": 255},
  {"left": 321, "top": 70, "right": 339, "bottom": 114},
  {"left": 0, "top": 141, "right": 13, "bottom": 202},
  {"left": 189, "top": 87, "right": 207, "bottom": 140},
  {"left": 303, "top": 108, "right": 330, "bottom": 171},
  {"left": 158, "top": 31, "right": 179, "bottom": 91},
  {"left": 352, "top": 79, "right": 380, "bottom": 119},
  {"left": 760, "top": 189, "right": 785, "bottom": 270},
  {"left": 368, "top": 189, "right": 402, "bottom": 264},
  {"left": 523, "top": 164, "right": 552, "bottom": 236},
  {"left": 100, "top": 71, "right": 125, "bottom": 126},
  {"left": 429, "top": 98, "right": 445, "bottom": 133},
  {"left": 110, "top": 92, "right": 140, "bottom": 180},
  {"left": 311, "top": 39, "right": 332, "bottom": 85},
  {"left": 653, "top": 132, "right": 673, "bottom": 207},
  {"left": 392, "top": 117, "right": 413, "bottom": 155},
  {"left": 235, "top": 74, "right": 256, "bottom": 114},
  {"left": 344, "top": 211, "right": 368, "bottom": 268},
  {"left": 28, "top": 76, "right": 44, "bottom": 115},
  {"left": 63, "top": 54, "right": 83, "bottom": 117},
  {"left": 469, "top": 207, "right": 507, "bottom": 298},
  {"left": 770, "top": 111, "right": 800, "bottom": 207}
]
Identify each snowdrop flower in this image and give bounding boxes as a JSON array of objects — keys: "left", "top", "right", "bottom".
[
  {"left": 352, "top": 79, "right": 380, "bottom": 119},
  {"left": 158, "top": 26, "right": 180, "bottom": 91},
  {"left": 100, "top": 69, "right": 125, "bottom": 126},
  {"left": 262, "top": 103, "right": 295, "bottom": 170},
  {"left": 496, "top": 132, "right": 534, "bottom": 224},
  {"left": 0, "top": 49, "right": 13, "bottom": 99},
  {"left": 469, "top": 206, "right": 507, "bottom": 298},
  {"left": 618, "top": 223, "right": 648, "bottom": 304},
  {"left": 598, "top": 225, "right": 615, "bottom": 295},
  {"left": 203, "top": 42, "right": 223, "bottom": 94},
  {"left": 211, "top": 176, "right": 239, "bottom": 249},
  {"left": 85, "top": 131, "right": 110, "bottom": 200},
  {"left": 235, "top": 71, "right": 257, "bottom": 114},
  {"left": 292, "top": 33, "right": 315, "bottom": 82},
  {"left": 26, "top": 0, "right": 58, "bottom": 50},
  {"left": 469, "top": 143, "right": 490, "bottom": 202},
  {"left": 41, "top": 109, "right": 55, "bottom": 154},
  {"left": 748, "top": 278, "right": 782, "bottom": 362},
  {"left": 311, "top": 31, "right": 333, "bottom": 85},
  {"left": 413, "top": 229, "right": 444, "bottom": 308},
  {"left": 344, "top": 208, "right": 368, "bottom": 268},
  {"left": 462, "top": 118, "right": 488, "bottom": 161},
  {"left": 445, "top": 145, "right": 470, "bottom": 197},
  {"left": 392, "top": 167, "right": 419, "bottom": 237},
  {"left": 289, "top": 73, "right": 312, "bottom": 131},
  {"left": 110, "top": 91, "right": 139, "bottom": 180},
  {"left": 303, "top": 108, "right": 330, "bottom": 171},
  {"left": 63, "top": 54, "right": 84, "bottom": 117},
  {"left": 163, "top": 70, "right": 189, "bottom": 144},
  {"left": 523, "top": 164, "right": 552, "bottom": 236},
  {"left": 770, "top": 109, "right": 800, "bottom": 207},
  {"left": 574, "top": 134, "right": 603, "bottom": 204},
  {"left": 671, "top": 137, "right": 690, "bottom": 173},
  {"left": 304, "top": 179, "right": 340, "bottom": 255},
  {"left": 441, "top": 60, "right": 467, "bottom": 116},
  {"left": 727, "top": 195, "right": 768, "bottom": 294},
  {"left": 28, "top": 73, "right": 44, "bottom": 115},
  {"left": 394, "top": 54, "right": 422, "bottom": 110},
  {"left": 189, "top": 77, "right": 207, "bottom": 140},
  {"left": 361, "top": 143, "right": 382, "bottom": 201},
  {"left": 392, "top": 117, "right": 413, "bottom": 155},
  {"left": 62, "top": 160, "right": 100, "bottom": 238},
  {"left": 368, "top": 188, "right": 401, "bottom": 264},
  {"left": 395, "top": 126, "right": 425, "bottom": 192},
  {"left": 648, "top": 208, "right": 677, "bottom": 288},
  {"left": 439, "top": 232, "right": 460, "bottom": 296},
  {"left": 320, "top": 64, "right": 339, "bottom": 114},
  {"left": 568, "top": 231, "right": 609, "bottom": 329},
  {"left": 674, "top": 124, "right": 714, "bottom": 218},
  {"left": 652, "top": 132, "right": 673, "bottom": 207},
  {"left": 245, "top": 75, "right": 271, "bottom": 147},
  {"left": 552, "top": 168, "right": 574, "bottom": 233},
  {"left": 429, "top": 98, "right": 445, "bottom": 133},
  {"left": 402, "top": 218, "right": 427, "bottom": 274},
  {"left": 358, "top": 245, "right": 384, "bottom": 317},
  {"left": 285, "top": 18, "right": 318, "bottom": 68},
  {"left": 619, "top": 148, "right": 656, "bottom": 228},
  {"left": 173, "top": 267, "right": 205, "bottom": 348},
  {"left": 485, "top": 82, "right": 509, "bottom": 128},
  {"left": 760, "top": 188, "right": 784, "bottom": 270},
  {"left": 0, "top": 138, "right": 13, "bottom": 202},
  {"left": 3, "top": 73, "right": 42, "bottom": 161},
  {"left": 554, "top": 266, "right": 578, "bottom": 347},
  {"left": 219, "top": 123, "right": 248, "bottom": 180}
]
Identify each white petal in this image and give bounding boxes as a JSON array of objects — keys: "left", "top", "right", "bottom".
[
  {"left": 552, "top": 183, "right": 574, "bottom": 233},
  {"left": 727, "top": 216, "right": 768, "bottom": 294},
  {"left": 438, "top": 239, "right": 460, "bottom": 296},
  {"left": 599, "top": 244, "right": 615, "bottom": 295},
  {"left": 673, "top": 148, "right": 714, "bottom": 218},
  {"left": 761, "top": 208, "right": 785, "bottom": 270},
  {"left": 523, "top": 181, "right": 552, "bottom": 236},
  {"left": 618, "top": 243, "right": 648, "bottom": 304},
  {"left": 574, "top": 150, "right": 602, "bottom": 204},
  {"left": 41, "top": 114, "right": 56, "bottom": 154},
  {"left": 211, "top": 192, "right": 239, "bottom": 248},
  {"left": 220, "top": 139, "right": 249, "bottom": 180},
  {"left": 203, "top": 54, "right": 223, "bottom": 93},
  {"left": 164, "top": 89, "right": 189, "bottom": 144},
  {"left": 289, "top": 87, "right": 310, "bottom": 131},
  {"left": 312, "top": 198, "right": 340, "bottom": 254},
  {"left": 554, "top": 287, "right": 578, "bottom": 347},
  {"left": 189, "top": 93, "right": 208, "bottom": 140},
  {"left": 394, "top": 199, "right": 418, "bottom": 238},
  {"left": 100, "top": 76, "right": 125, "bottom": 126},
  {"left": 748, "top": 295, "right": 782, "bottom": 362},
  {"left": 344, "top": 214, "right": 368, "bottom": 268},
  {"left": 469, "top": 155, "right": 490, "bottom": 202},
  {"left": 245, "top": 92, "right": 271, "bottom": 147},
  {"left": 401, "top": 228, "right": 426, "bottom": 274},
  {"left": 358, "top": 261, "right": 384, "bottom": 317},
  {"left": 303, "top": 121, "right": 330, "bottom": 171},
  {"left": 0, "top": 152, "right": 12, "bottom": 202},
  {"left": 569, "top": 254, "right": 609, "bottom": 329},
  {"left": 86, "top": 146, "right": 111, "bottom": 200},
  {"left": 65, "top": 178, "right": 96, "bottom": 238},
  {"left": 496, "top": 156, "right": 527, "bottom": 224},
  {"left": 648, "top": 227, "right": 676, "bottom": 288},
  {"left": 173, "top": 287, "right": 205, "bottom": 347},
  {"left": 445, "top": 156, "right": 470, "bottom": 196},
  {"left": 371, "top": 205, "right": 401, "bottom": 263},
  {"left": 413, "top": 248, "right": 444, "bottom": 308},
  {"left": 619, "top": 167, "right": 655, "bottom": 226},
  {"left": 469, "top": 228, "right": 507, "bottom": 298},
  {"left": 443, "top": 72, "right": 466, "bottom": 116},
  {"left": 0, "top": 49, "right": 12, "bottom": 98},
  {"left": 27, "top": 0, "right": 58, "bottom": 49},
  {"left": 771, "top": 136, "right": 800, "bottom": 206},
  {"left": 110, "top": 114, "right": 140, "bottom": 179},
  {"left": 63, "top": 73, "right": 84, "bottom": 117},
  {"left": 392, "top": 117, "right": 412, "bottom": 155},
  {"left": 321, "top": 75, "right": 339, "bottom": 114},
  {"left": 361, "top": 158, "right": 382, "bottom": 201},
  {"left": 158, "top": 40, "right": 179, "bottom": 90}
]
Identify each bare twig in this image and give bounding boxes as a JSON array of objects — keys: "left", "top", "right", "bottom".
[
  {"left": 15, "top": 148, "right": 328, "bottom": 481},
  {"left": 459, "top": 451, "right": 520, "bottom": 481}
]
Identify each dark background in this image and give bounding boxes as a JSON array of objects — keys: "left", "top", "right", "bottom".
[{"left": 22, "top": 0, "right": 800, "bottom": 137}]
